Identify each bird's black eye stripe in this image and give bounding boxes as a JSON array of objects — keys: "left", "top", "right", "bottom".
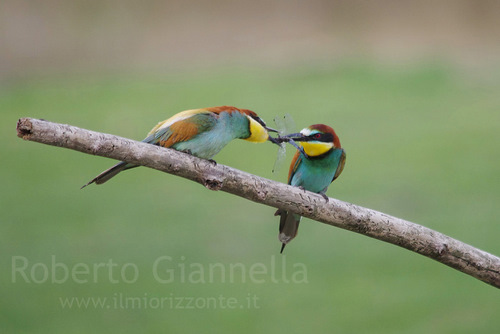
[
  {"left": 321, "top": 133, "right": 334, "bottom": 142},
  {"left": 304, "top": 133, "right": 333, "bottom": 142}
]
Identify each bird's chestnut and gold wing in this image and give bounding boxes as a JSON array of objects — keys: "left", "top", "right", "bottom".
[
  {"left": 287, "top": 150, "right": 302, "bottom": 185},
  {"left": 332, "top": 148, "right": 346, "bottom": 182},
  {"left": 143, "top": 110, "right": 216, "bottom": 148}
]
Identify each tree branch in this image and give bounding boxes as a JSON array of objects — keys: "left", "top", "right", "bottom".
[{"left": 16, "top": 117, "right": 500, "bottom": 288}]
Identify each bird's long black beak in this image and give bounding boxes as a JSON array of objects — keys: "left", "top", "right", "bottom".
[
  {"left": 267, "top": 136, "right": 282, "bottom": 145},
  {"left": 281, "top": 132, "right": 307, "bottom": 142},
  {"left": 268, "top": 132, "right": 306, "bottom": 145},
  {"left": 275, "top": 132, "right": 307, "bottom": 156},
  {"left": 265, "top": 126, "right": 281, "bottom": 145},
  {"left": 265, "top": 126, "right": 279, "bottom": 133},
  {"left": 287, "top": 138, "right": 306, "bottom": 156}
]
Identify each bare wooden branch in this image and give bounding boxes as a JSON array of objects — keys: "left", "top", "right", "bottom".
[{"left": 16, "top": 117, "right": 500, "bottom": 288}]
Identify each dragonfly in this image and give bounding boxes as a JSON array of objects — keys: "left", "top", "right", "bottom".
[{"left": 272, "top": 113, "right": 296, "bottom": 173}]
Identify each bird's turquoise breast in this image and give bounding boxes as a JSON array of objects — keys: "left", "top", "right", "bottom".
[
  {"left": 172, "top": 111, "right": 249, "bottom": 159},
  {"left": 290, "top": 149, "right": 343, "bottom": 193}
]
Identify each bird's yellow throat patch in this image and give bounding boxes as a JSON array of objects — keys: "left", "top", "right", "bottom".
[
  {"left": 300, "top": 142, "right": 333, "bottom": 156},
  {"left": 244, "top": 117, "right": 269, "bottom": 143}
]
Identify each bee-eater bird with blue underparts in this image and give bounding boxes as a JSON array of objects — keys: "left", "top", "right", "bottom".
[
  {"left": 275, "top": 124, "right": 346, "bottom": 253},
  {"left": 82, "top": 106, "right": 277, "bottom": 188}
]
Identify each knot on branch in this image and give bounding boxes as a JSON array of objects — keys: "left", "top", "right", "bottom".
[
  {"left": 90, "top": 142, "right": 117, "bottom": 155},
  {"left": 203, "top": 178, "right": 223, "bottom": 191},
  {"left": 437, "top": 243, "right": 449, "bottom": 256},
  {"left": 304, "top": 204, "right": 316, "bottom": 215},
  {"left": 256, "top": 189, "right": 268, "bottom": 200},
  {"left": 252, "top": 181, "right": 268, "bottom": 200}
]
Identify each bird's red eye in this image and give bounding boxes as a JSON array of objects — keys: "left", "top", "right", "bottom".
[{"left": 314, "top": 133, "right": 321, "bottom": 139}]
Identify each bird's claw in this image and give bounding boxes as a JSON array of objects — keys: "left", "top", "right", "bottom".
[
  {"left": 320, "top": 192, "right": 329, "bottom": 202},
  {"left": 208, "top": 159, "right": 217, "bottom": 166}
]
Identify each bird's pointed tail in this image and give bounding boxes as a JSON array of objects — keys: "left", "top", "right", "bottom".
[
  {"left": 275, "top": 209, "right": 301, "bottom": 253},
  {"left": 81, "top": 162, "right": 136, "bottom": 189}
]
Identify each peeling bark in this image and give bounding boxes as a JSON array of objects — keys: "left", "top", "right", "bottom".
[{"left": 16, "top": 118, "right": 500, "bottom": 288}]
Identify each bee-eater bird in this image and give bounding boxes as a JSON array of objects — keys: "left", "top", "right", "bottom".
[
  {"left": 82, "top": 106, "right": 277, "bottom": 188},
  {"left": 275, "top": 124, "right": 346, "bottom": 253}
]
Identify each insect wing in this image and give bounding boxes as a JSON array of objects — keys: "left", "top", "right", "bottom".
[
  {"left": 272, "top": 114, "right": 296, "bottom": 174},
  {"left": 272, "top": 142, "right": 287, "bottom": 174}
]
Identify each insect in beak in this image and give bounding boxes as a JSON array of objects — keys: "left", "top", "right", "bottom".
[
  {"left": 281, "top": 132, "right": 307, "bottom": 141},
  {"left": 270, "top": 133, "right": 307, "bottom": 155}
]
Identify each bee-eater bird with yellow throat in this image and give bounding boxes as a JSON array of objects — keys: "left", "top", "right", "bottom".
[
  {"left": 82, "top": 106, "right": 277, "bottom": 188},
  {"left": 275, "top": 124, "right": 346, "bottom": 253}
]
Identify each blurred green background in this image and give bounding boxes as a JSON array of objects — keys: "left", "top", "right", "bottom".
[{"left": 2, "top": 1, "right": 499, "bottom": 333}]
